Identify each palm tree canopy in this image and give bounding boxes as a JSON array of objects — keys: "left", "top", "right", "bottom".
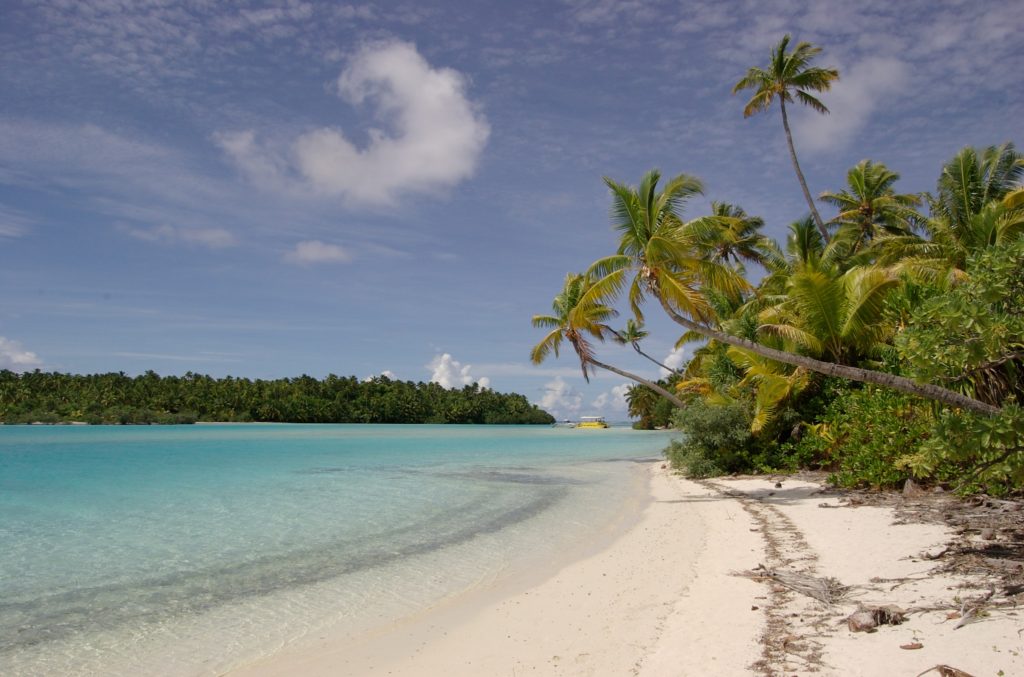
[
  {"left": 587, "top": 169, "right": 747, "bottom": 326},
  {"left": 873, "top": 144, "right": 1024, "bottom": 281},
  {"left": 612, "top": 318, "right": 648, "bottom": 346},
  {"left": 530, "top": 273, "right": 617, "bottom": 381},
  {"left": 689, "top": 201, "right": 770, "bottom": 269},
  {"left": 931, "top": 143, "right": 1024, "bottom": 228},
  {"left": 758, "top": 260, "right": 898, "bottom": 365},
  {"left": 820, "top": 160, "right": 922, "bottom": 255},
  {"left": 732, "top": 34, "right": 839, "bottom": 118}
]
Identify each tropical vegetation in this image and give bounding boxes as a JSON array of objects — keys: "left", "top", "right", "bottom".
[
  {"left": 531, "top": 35, "right": 1023, "bottom": 494},
  {"left": 0, "top": 370, "right": 554, "bottom": 425}
]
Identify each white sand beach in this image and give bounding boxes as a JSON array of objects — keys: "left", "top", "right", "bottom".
[{"left": 231, "top": 463, "right": 1023, "bottom": 676}]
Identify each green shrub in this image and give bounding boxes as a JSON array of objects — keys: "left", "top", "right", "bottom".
[
  {"left": 793, "top": 386, "right": 934, "bottom": 489},
  {"left": 664, "top": 398, "right": 755, "bottom": 477},
  {"left": 912, "top": 403, "right": 1024, "bottom": 496}
]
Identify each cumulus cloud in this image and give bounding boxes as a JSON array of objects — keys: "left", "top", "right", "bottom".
[
  {"left": 591, "top": 382, "right": 631, "bottom": 412},
  {"left": 0, "top": 337, "right": 43, "bottom": 371},
  {"left": 539, "top": 376, "right": 583, "bottom": 420},
  {"left": 219, "top": 40, "right": 490, "bottom": 206},
  {"left": 428, "top": 353, "right": 490, "bottom": 389},
  {"left": 284, "top": 240, "right": 352, "bottom": 265},
  {"left": 660, "top": 346, "right": 688, "bottom": 378},
  {"left": 796, "top": 56, "right": 910, "bottom": 153},
  {"left": 125, "top": 224, "right": 236, "bottom": 248}
]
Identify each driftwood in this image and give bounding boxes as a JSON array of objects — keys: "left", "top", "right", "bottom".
[{"left": 734, "top": 564, "right": 851, "bottom": 604}]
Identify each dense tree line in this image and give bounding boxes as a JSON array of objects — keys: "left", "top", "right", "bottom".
[
  {"left": 0, "top": 370, "right": 554, "bottom": 425},
  {"left": 532, "top": 35, "right": 1022, "bottom": 494}
]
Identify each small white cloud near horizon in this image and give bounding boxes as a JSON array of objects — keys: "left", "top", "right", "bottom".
[
  {"left": 363, "top": 369, "right": 397, "bottom": 382},
  {"left": 125, "top": 224, "right": 236, "bottom": 248},
  {"left": 0, "top": 336, "right": 43, "bottom": 372},
  {"left": 285, "top": 240, "right": 352, "bottom": 265},
  {"left": 538, "top": 376, "right": 582, "bottom": 420},
  {"left": 428, "top": 353, "right": 490, "bottom": 389},
  {"left": 218, "top": 40, "right": 490, "bottom": 206},
  {"left": 797, "top": 56, "right": 910, "bottom": 153},
  {"left": 591, "top": 382, "right": 631, "bottom": 413}
]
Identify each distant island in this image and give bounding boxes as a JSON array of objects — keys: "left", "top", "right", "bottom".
[{"left": 0, "top": 370, "right": 555, "bottom": 425}]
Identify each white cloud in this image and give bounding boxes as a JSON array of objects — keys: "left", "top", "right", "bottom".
[
  {"left": 660, "top": 346, "right": 688, "bottom": 378},
  {"left": 0, "top": 337, "right": 43, "bottom": 372},
  {"left": 538, "top": 376, "right": 582, "bottom": 420},
  {"left": 428, "top": 353, "right": 490, "bottom": 389},
  {"left": 284, "top": 240, "right": 352, "bottom": 265},
  {"left": 796, "top": 56, "right": 909, "bottom": 153},
  {"left": 219, "top": 40, "right": 490, "bottom": 206},
  {"left": 125, "top": 224, "right": 236, "bottom": 248},
  {"left": 591, "top": 382, "right": 630, "bottom": 412},
  {"left": 363, "top": 369, "right": 397, "bottom": 382}
]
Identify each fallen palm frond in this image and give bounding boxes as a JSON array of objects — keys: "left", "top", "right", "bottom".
[
  {"left": 916, "top": 665, "right": 977, "bottom": 677},
  {"left": 733, "top": 564, "right": 851, "bottom": 604}
]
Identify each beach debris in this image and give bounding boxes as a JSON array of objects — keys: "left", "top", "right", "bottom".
[
  {"left": 952, "top": 589, "right": 995, "bottom": 630},
  {"left": 900, "top": 641, "right": 924, "bottom": 650},
  {"left": 903, "top": 479, "right": 927, "bottom": 497},
  {"left": 920, "top": 546, "right": 950, "bottom": 560},
  {"left": 735, "top": 564, "right": 850, "bottom": 605},
  {"left": 845, "top": 605, "right": 906, "bottom": 632},
  {"left": 915, "top": 666, "right": 977, "bottom": 677}
]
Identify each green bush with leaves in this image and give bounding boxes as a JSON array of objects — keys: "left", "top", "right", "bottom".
[
  {"left": 664, "top": 398, "right": 755, "bottom": 477},
  {"left": 793, "top": 385, "right": 935, "bottom": 489},
  {"left": 908, "top": 404, "right": 1024, "bottom": 496},
  {"left": 897, "top": 241, "right": 1024, "bottom": 405}
]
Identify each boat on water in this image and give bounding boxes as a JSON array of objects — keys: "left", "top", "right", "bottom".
[{"left": 575, "top": 416, "right": 609, "bottom": 429}]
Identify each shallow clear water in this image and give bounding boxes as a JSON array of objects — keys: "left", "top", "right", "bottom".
[{"left": 0, "top": 424, "right": 669, "bottom": 676}]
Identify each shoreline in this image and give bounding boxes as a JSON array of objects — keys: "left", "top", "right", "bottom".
[{"left": 230, "top": 463, "right": 1023, "bottom": 676}]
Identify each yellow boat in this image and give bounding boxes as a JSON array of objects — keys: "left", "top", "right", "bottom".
[{"left": 575, "top": 416, "right": 609, "bottom": 429}]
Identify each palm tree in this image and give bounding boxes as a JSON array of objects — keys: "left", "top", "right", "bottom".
[
  {"left": 874, "top": 144, "right": 1024, "bottom": 281},
  {"left": 733, "top": 34, "right": 839, "bottom": 242},
  {"left": 758, "top": 260, "right": 899, "bottom": 367},
  {"left": 530, "top": 273, "right": 687, "bottom": 409},
  {"left": 933, "top": 143, "right": 1024, "bottom": 228},
  {"left": 586, "top": 170, "right": 1000, "bottom": 416},
  {"left": 610, "top": 319, "right": 680, "bottom": 374},
  {"left": 689, "top": 202, "right": 770, "bottom": 270},
  {"left": 819, "top": 160, "right": 921, "bottom": 259},
  {"left": 625, "top": 383, "right": 661, "bottom": 427}
]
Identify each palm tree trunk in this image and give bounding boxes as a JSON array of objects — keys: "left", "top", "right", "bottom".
[
  {"left": 654, "top": 295, "right": 1000, "bottom": 416},
  {"left": 632, "top": 345, "right": 682, "bottom": 375},
  {"left": 780, "top": 98, "right": 830, "bottom": 243},
  {"left": 588, "top": 357, "right": 688, "bottom": 410}
]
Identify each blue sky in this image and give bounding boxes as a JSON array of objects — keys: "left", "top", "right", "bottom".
[{"left": 1, "top": 0, "right": 1021, "bottom": 420}]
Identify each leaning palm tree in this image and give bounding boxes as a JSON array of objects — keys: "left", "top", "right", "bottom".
[
  {"left": 820, "top": 160, "right": 921, "bottom": 261},
  {"left": 586, "top": 170, "right": 1000, "bottom": 416},
  {"left": 733, "top": 35, "right": 839, "bottom": 242},
  {"left": 610, "top": 319, "right": 680, "bottom": 374},
  {"left": 531, "top": 273, "right": 687, "bottom": 409}
]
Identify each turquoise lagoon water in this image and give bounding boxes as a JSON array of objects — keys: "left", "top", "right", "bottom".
[{"left": 0, "top": 424, "right": 670, "bottom": 675}]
